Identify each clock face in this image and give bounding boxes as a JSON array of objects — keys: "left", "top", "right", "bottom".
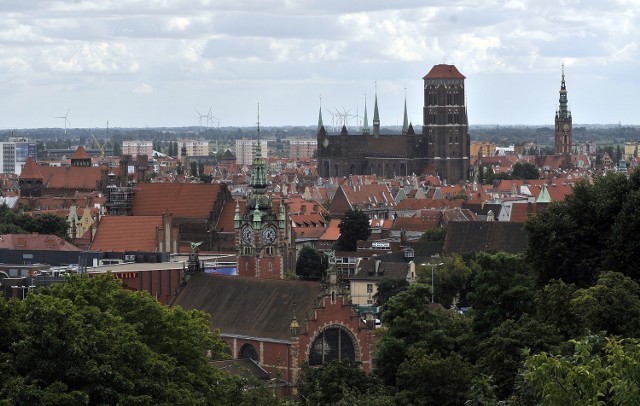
[
  {"left": 242, "top": 226, "right": 253, "bottom": 244},
  {"left": 563, "top": 123, "right": 570, "bottom": 132},
  {"left": 322, "top": 138, "right": 329, "bottom": 148},
  {"left": 262, "top": 226, "right": 277, "bottom": 244}
]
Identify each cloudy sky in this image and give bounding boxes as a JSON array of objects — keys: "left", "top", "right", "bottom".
[{"left": 0, "top": 0, "right": 638, "bottom": 130}]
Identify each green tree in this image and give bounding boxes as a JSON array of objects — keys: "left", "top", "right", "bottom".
[
  {"left": 468, "top": 252, "right": 535, "bottom": 339},
  {"left": 374, "top": 278, "right": 410, "bottom": 307},
  {"left": 511, "top": 162, "right": 540, "bottom": 180},
  {"left": 297, "top": 360, "right": 390, "bottom": 405},
  {"left": 295, "top": 246, "right": 325, "bottom": 280},
  {"left": 525, "top": 171, "right": 637, "bottom": 286},
  {"left": 33, "top": 213, "right": 69, "bottom": 238},
  {"left": 534, "top": 279, "right": 582, "bottom": 340},
  {"left": 419, "top": 227, "right": 446, "bottom": 242},
  {"left": 395, "top": 348, "right": 474, "bottom": 406},
  {"left": 190, "top": 161, "right": 198, "bottom": 176},
  {"left": 0, "top": 274, "right": 243, "bottom": 405},
  {"left": 375, "top": 283, "right": 473, "bottom": 387},
  {"left": 419, "top": 254, "right": 474, "bottom": 309},
  {"left": 476, "top": 314, "right": 562, "bottom": 399},
  {"left": 523, "top": 336, "right": 640, "bottom": 406},
  {"left": 570, "top": 271, "right": 640, "bottom": 337},
  {"left": 334, "top": 209, "right": 371, "bottom": 251}
]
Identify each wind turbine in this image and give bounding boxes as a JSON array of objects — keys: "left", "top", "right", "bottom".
[
  {"left": 56, "top": 108, "right": 71, "bottom": 135},
  {"left": 195, "top": 108, "right": 208, "bottom": 133}
]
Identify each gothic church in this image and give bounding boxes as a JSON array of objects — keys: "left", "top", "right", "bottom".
[{"left": 317, "top": 64, "right": 471, "bottom": 184}]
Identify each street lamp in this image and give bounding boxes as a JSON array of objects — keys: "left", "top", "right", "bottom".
[{"left": 430, "top": 263, "right": 444, "bottom": 304}]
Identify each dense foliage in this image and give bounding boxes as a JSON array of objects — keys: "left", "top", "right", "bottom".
[
  {"left": 0, "top": 204, "right": 68, "bottom": 238},
  {"left": 295, "top": 246, "right": 325, "bottom": 280},
  {"left": 0, "top": 274, "right": 263, "bottom": 405},
  {"left": 334, "top": 209, "right": 371, "bottom": 251}
]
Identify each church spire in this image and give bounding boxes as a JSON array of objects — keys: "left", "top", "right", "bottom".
[
  {"left": 317, "top": 97, "right": 324, "bottom": 134},
  {"left": 557, "top": 63, "right": 571, "bottom": 120},
  {"left": 402, "top": 92, "right": 409, "bottom": 135},
  {"left": 373, "top": 83, "right": 380, "bottom": 137},
  {"left": 250, "top": 104, "right": 268, "bottom": 198},
  {"left": 362, "top": 94, "right": 369, "bottom": 135}
]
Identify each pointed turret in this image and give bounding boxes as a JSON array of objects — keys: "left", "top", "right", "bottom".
[
  {"left": 362, "top": 95, "right": 370, "bottom": 135},
  {"left": 373, "top": 92, "right": 380, "bottom": 138},
  {"left": 317, "top": 104, "right": 325, "bottom": 134},
  {"left": 402, "top": 96, "right": 409, "bottom": 135},
  {"left": 537, "top": 184, "right": 552, "bottom": 203}
]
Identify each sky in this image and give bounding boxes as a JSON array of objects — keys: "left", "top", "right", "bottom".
[{"left": 0, "top": 0, "right": 638, "bottom": 131}]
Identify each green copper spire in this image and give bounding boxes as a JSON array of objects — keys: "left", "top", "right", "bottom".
[
  {"left": 402, "top": 96, "right": 409, "bottom": 135},
  {"left": 373, "top": 89, "right": 380, "bottom": 137},
  {"left": 362, "top": 95, "right": 369, "bottom": 135},
  {"left": 536, "top": 184, "right": 551, "bottom": 203}
]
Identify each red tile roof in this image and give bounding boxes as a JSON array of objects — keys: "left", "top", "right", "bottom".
[
  {"left": 0, "top": 234, "right": 81, "bottom": 251},
  {"left": 319, "top": 219, "right": 341, "bottom": 241},
  {"left": 71, "top": 145, "right": 91, "bottom": 159},
  {"left": 131, "top": 183, "right": 222, "bottom": 219},
  {"left": 423, "top": 64, "right": 465, "bottom": 80},
  {"left": 19, "top": 158, "right": 43, "bottom": 179},
  {"left": 91, "top": 216, "right": 162, "bottom": 252},
  {"left": 392, "top": 216, "right": 439, "bottom": 232}
]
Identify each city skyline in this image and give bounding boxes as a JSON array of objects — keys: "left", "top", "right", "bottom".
[{"left": 0, "top": 1, "right": 638, "bottom": 130}]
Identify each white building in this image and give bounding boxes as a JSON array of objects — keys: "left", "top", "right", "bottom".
[
  {"left": 179, "top": 140, "right": 209, "bottom": 157},
  {"left": 289, "top": 139, "right": 317, "bottom": 159},
  {"left": 235, "top": 139, "right": 269, "bottom": 166},
  {"left": 1, "top": 140, "right": 37, "bottom": 175},
  {"left": 123, "top": 141, "right": 153, "bottom": 158}
]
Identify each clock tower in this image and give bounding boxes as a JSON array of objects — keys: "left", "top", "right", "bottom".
[
  {"left": 555, "top": 64, "right": 573, "bottom": 155},
  {"left": 235, "top": 125, "right": 287, "bottom": 279}
]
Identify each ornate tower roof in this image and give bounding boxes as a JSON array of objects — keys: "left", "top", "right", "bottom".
[
  {"left": 248, "top": 110, "right": 270, "bottom": 211},
  {"left": 556, "top": 64, "right": 571, "bottom": 120}
]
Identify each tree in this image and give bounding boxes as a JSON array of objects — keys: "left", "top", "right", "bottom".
[
  {"left": 525, "top": 171, "right": 636, "bottom": 286},
  {"left": 375, "top": 283, "right": 474, "bottom": 387},
  {"left": 468, "top": 252, "right": 535, "bottom": 339},
  {"left": 395, "top": 348, "right": 474, "bottom": 406},
  {"left": 511, "top": 162, "right": 540, "bottom": 180},
  {"left": 418, "top": 254, "right": 474, "bottom": 309},
  {"left": 374, "top": 278, "right": 409, "bottom": 307},
  {"left": 476, "top": 315, "right": 562, "bottom": 399},
  {"left": 297, "top": 361, "right": 390, "bottom": 405},
  {"left": 0, "top": 274, "right": 244, "bottom": 404},
  {"left": 534, "top": 279, "right": 582, "bottom": 340},
  {"left": 190, "top": 161, "right": 198, "bottom": 176},
  {"left": 419, "top": 227, "right": 446, "bottom": 242},
  {"left": 570, "top": 271, "right": 640, "bottom": 337},
  {"left": 522, "top": 336, "right": 640, "bottom": 405},
  {"left": 334, "top": 209, "right": 370, "bottom": 251},
  {"left": 295, "top": 246, "right": 325, "bottom": 280},
  {"left": 33, "top": 213, "right": 69, "bottom": 238}
]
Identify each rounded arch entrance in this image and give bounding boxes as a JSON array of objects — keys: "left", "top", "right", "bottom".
[{"left": 307, "top": 324, "right": 359, "bottom": 366}]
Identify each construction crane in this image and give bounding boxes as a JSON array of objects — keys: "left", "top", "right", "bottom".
[{"left": 91, "top": 132, "right": 105, "bottom": 158}]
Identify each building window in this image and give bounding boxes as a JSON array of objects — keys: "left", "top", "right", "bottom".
[
  {"left": 309, "top": 327, "right": 356, "bottom": 366},
  {"left": 240, "top": 344, "right": 259, "bottom": 362},
  {"left": 366, "top": 283, "right": 373, "bottom": 293}
]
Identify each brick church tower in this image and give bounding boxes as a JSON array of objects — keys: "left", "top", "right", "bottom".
[
  {"left": 555, "top": 64, "right": 572, "bottom": 155},
  {"left": 422, "top": 64, "right": 470, "bottom": 183},
  {"left": 235, "top": 124, "right": 287, "bottom": 279}
]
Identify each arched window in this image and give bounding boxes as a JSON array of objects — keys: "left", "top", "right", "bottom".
[
  {"left": 309, "top": 326, "right": 356, "bottom": 366},
  {"left": 239, "top": 343, "right": 259, "bottom": 362}
]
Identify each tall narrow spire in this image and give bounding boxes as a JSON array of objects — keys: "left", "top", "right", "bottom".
[
  {"left": 557, "top": 63, "right": 571, "bottom": 120},
  {"left": 362, "top": 94, "right": 369, "bottom": 135},
  {"left": 373, "top": 83, "right": 380, "bottom": 137},
  {"left": 402, "top": 92, "right": 409, "bottom": 135},
  {"left": 317, "top": 96, "right": 324, "bottom": 134}
]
